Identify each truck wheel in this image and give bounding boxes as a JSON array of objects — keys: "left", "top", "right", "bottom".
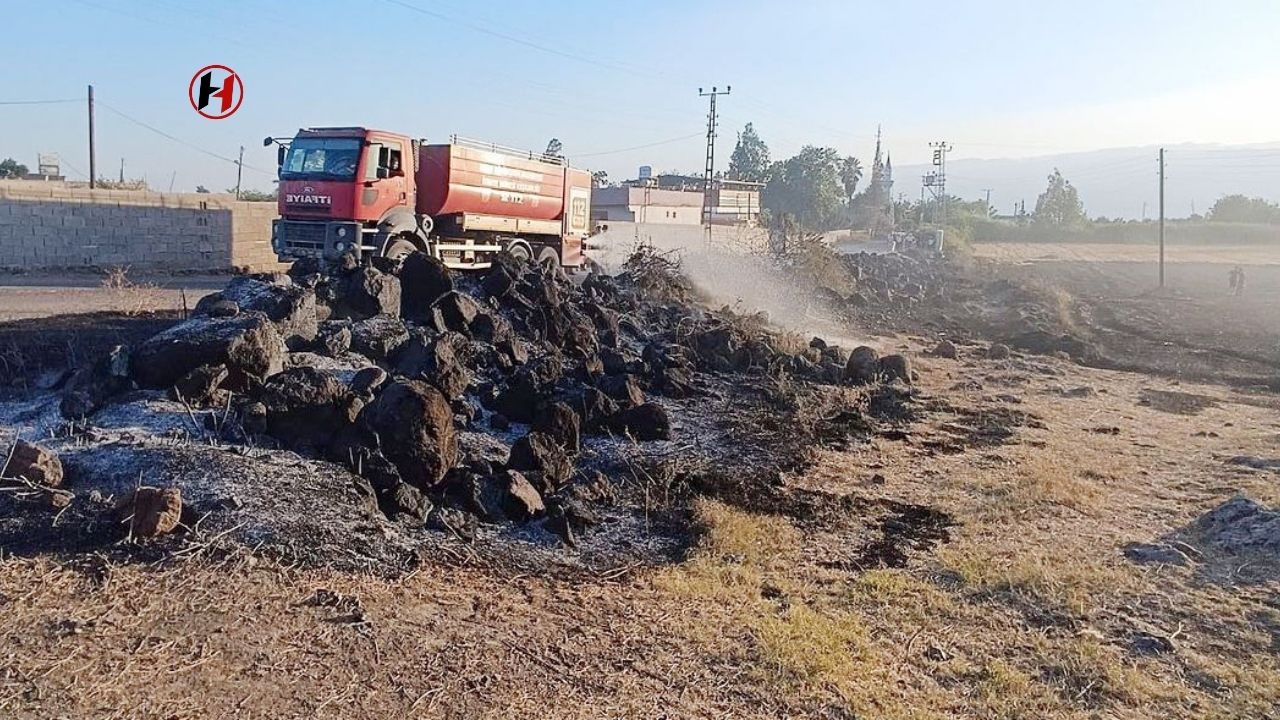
[
  {"left": 381, "top": 235, "right": 418, "bottom": 261},
  {"left": 505, "top": 242, "right": 533, "bottom": 264},
  {"left": 536, "top": 246, "right": 563, "bottom": 277}
]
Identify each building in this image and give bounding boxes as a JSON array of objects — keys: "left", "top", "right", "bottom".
[
  {"left": 710, "top": 179, "right": 764, "bottom": 225},
  {"left": 591, "top": 186, "right": 702, "bottom": 224},
  {"left": 850, "top": 126, "right": 896, "bottom": 233},
  {"left": 593, "top": 172, "right": 762, "bottom": 226}
]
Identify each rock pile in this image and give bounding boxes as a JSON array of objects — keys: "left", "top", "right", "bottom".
[{"left": 52, "top": 248, "right": 882, "bottom": 544}]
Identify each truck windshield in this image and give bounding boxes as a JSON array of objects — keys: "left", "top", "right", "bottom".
[{"left": 280, "top": 138, "right": 362, "bottom": 180}]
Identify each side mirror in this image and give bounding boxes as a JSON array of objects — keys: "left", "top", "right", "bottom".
[
  {"left": 262, "top": 136, "right": 273, "bottom": 148},
  {"left": 276, "top": 146, "right": 286, "bottom": 167},
  {"left": 376, "top": 167, "right": 389, "bottom": 180}
]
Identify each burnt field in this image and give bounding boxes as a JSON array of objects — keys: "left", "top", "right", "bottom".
[
  {"left": 2, "top": 241, "right": 1280, "bottom": 718},
  {"left": 973, "top": 242, "right": 1280, "bottom": 387}
]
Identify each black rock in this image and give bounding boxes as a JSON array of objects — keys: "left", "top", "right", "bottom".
[
  {"left": 349, "top": 314, "right": 410, "bottom": 361},
  {"left": 399, "top": 252, "right": 454, "bottom": 321},
  {"left": 60, "top": 344, "right": 134, "bottom": 419},
  {"left": 878, "top": 354, "right": 912, "bottom": 384},
  {"left": 598, "top": 373, "right": 645, "bottom": 408},
  {"left": 315, "top": 322, "right": 352, "bottom": 357},
  {"left": 335, "top": 267, "right": 401, "bottom": 319},
  {"left": 259, "top": 366, "right": 362, "bottom": 450},
  {"left": 844, "top": 345, "right": 880, "bottom": 385},
  {"left": 132, "top": 313, "right": 285, "bottom": 389},
  {"left": 172, "top": 363, "right": 229, "bottom": 407},
  {"left": 430, "top": 291, "right": 483, "bottom": 335},
  {"left": 197, "top": 275, "right": 318, "bottom": 350},
  {"left": 532, "top": 401, "right": 582, "bottom": 454},
  {"left": 508, "top": 431, "right": 573, "bottom": 492},
  {"left": 397, "top": 330, "right": 473, "bottom": 401},
  {"left": 606, "top": 402, "right": 672, "bottom": 441},
  {"left": 358, "top": 379, "right": 458, "bottom": 489},
  {"left": 349, "top": 366, "right": 388, "bottom": 398}
]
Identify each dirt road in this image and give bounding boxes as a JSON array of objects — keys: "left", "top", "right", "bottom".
[{"left": 0, "top": 273, "right": 223, "bottom": 321}]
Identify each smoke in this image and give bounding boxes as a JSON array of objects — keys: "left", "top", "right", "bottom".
[{"left": 590, "top": 222, "right": 875, "bottom": 349}]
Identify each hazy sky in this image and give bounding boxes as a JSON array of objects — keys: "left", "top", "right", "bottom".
[{"left": 3, "top": 0, "right": 1278, "bottom": 193}]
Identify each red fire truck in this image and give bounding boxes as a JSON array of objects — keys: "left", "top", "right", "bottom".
[{"left": 267, "top": 128, "right": 592, "bottom": 271}]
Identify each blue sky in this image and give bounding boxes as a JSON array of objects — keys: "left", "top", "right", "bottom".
[{"left": 3, "top": 0, "right": 1278, "bottom": 193}]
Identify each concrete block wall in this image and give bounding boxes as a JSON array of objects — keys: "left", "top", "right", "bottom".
[{"left": 0, "top": 181, "right": 286, "bottom": 272}]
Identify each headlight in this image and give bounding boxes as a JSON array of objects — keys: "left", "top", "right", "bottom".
[
  {"left": 336, "top": 227, "right": 348, "bottom": 238},
  {"left": 335, "top": 241, "right": 350, "bottom": 253}
]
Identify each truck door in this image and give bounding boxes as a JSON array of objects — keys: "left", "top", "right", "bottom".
[{"left": 358, "top": 137, "right": 410, "bottom": 222}]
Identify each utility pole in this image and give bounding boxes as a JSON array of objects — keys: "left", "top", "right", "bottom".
[
  {"left": 235, "top": 145, "right": 245, "bottom": 200},
  {"left": 923, "top": 141, "right": 952, "bottom": 226},
  {"left": 87, "top": 84, "right": 96, "bottom": 189},
  {"left": 1158, "top": 147, "right": 1166, "bottom": 288},
  {"left": 119, "top": 158, "right": 124, "bottom": 184},
  {"left": 981, "top": 188, "right": 993, "bottom": 213},
  {"left": 698, "top": 85, "right": 730, "bottom": 229}
]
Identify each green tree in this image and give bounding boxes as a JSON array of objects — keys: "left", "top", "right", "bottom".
[
  {"left": 544, "top": 138, "right": 563, "bottom": 158},
  {"left": 590, "top": 170, "right": 610, "bottom": 188},
  {"left": 762, "top": 146, "right": 846, "bottom": 231},
  {"left": 1206, "top": 194, "right": 1280, "bottom": 224},
  {"left": 1033, "top": 168, "right": 1086, "bottom": 226},
  {"left": 0, "top": 158, "right": 29, "bottom": 179},
  {"left": 727, "top": 123, "right": 770, "bottom": 182},
  {"left": 839, "top": 156, "right": 863, "bottom": 200}
]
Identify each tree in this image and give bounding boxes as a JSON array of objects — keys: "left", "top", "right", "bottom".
[
  {"left": 229, "top": 187, "right": 277, "bottom": 202},
  {"left": 762, "top": 146, "right": 846, "bottom": 231},
  {"left": 544, "top": 138, "right": 563, "bottom": 158},
  {"left": 195, "top": 185, "right": 211, "bottom": 194},
  {"left": 1033, "top": 168, "right": 1086, "bottom": 226},
  {"left": 839, "top": 156, "right": 863, "bottom": 200},
  {"left": 0, "top": 158, "right": 29, "bottom": 179},
  {"left": 590, "top": 170, "right": 609, "bottom": 188},
  {"left": 727, "top": 123, "right": 770, "bottom": 182},
  {"left": 1206, "top": 194, "right": 1280, "bottom": 224}
]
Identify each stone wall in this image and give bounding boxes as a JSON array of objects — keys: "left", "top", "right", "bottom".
[{"left": 0, "top": 181, "right": 285, "bottom": 272}]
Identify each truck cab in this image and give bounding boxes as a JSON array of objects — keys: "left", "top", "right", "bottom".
[{"left": 271, "top": 127, "right": 417, "bottom": 260}]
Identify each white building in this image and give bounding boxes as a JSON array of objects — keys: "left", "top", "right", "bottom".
[
  {"left": 591, "top": 178, "right": 762, "bottom": 226},
  {"left": 591, "top": 186, "right": 703, "bottom": 225}
]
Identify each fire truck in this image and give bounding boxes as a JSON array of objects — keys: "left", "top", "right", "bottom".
[{"left": 267, "top": 128, "right": 592, "bottom": 271}]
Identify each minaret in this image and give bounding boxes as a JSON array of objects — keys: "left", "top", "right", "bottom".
[
  {"left": 872, "top": 125, "right": 884, "bottom": 180},
  {"left": 883, "top": 152, "right": 893, "bottom": 205}
]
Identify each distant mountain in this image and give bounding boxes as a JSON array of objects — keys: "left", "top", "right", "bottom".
[{"left": 896, "top": 142, "right": 1280, "bottom": 220}]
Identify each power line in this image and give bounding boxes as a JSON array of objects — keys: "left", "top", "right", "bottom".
[
  {"left": 0, "top": 98, "right": 80, "bottom": 105},
  {"left": 574, "top": 132, "right": 704, "bottom": 158},
  {"left": 97, "top": 101, "right": 273, "bottom": 175},
  {"left": 380, "top": 0, "right": 655, "bottom": 77}
]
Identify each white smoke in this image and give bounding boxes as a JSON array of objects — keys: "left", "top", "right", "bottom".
[{"left": 590, "top": 222, "right": 876, "bottom": 349}]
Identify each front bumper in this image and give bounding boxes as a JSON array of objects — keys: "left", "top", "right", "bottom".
[{"left": 272, "top": 219, "right": 362, "bottom": 260}]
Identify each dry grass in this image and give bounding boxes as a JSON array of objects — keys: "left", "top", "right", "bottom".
[
  {"left": 101, "top": 265, "right": 164, "bottom": 316},
  {"left": 939, "top": 538, "right": 1138, "bottom": 621},
  {"left": 4, "top": 286, "right": 1280, "bottom": 717}
]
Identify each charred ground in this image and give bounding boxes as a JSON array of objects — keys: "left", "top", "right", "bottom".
[{"left": 2, "top": 240, "right": 1279, "bottom": 718}]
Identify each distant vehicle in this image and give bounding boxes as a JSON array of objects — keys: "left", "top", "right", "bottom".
[{"left": 267, "top": 128, "right": 592, "bottom": 271}]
